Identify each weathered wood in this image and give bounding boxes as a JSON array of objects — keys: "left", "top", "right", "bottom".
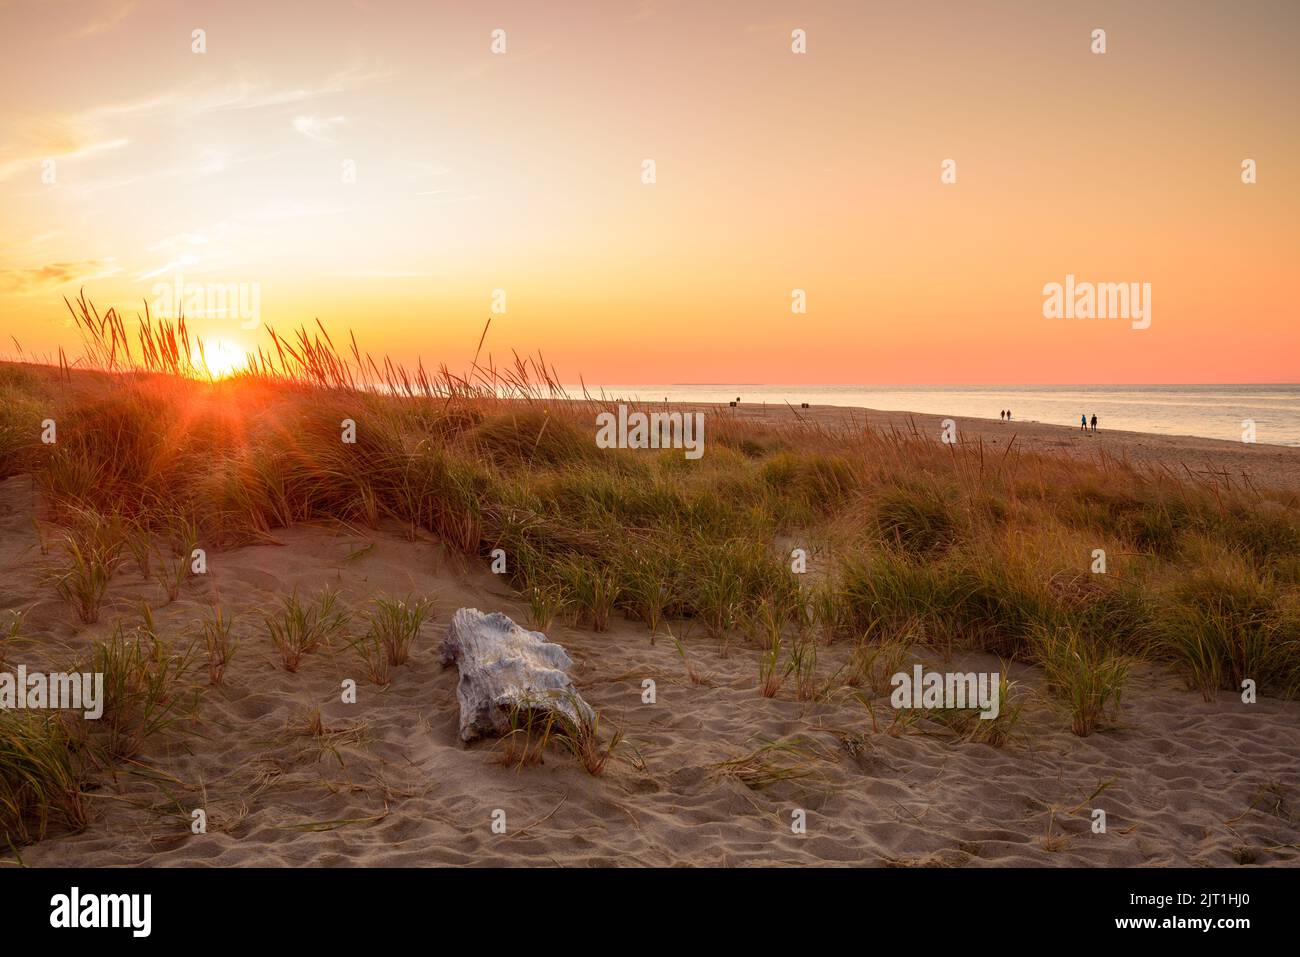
[{"left": 439, "top": 607, "right": 595, "bottom": 742}]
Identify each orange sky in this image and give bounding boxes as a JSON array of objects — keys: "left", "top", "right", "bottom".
[{"left": 0, "top": 0, "right": 1296, "bottom": 383}]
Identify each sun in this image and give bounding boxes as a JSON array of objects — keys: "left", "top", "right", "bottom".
[{"left": 198, "top": 337, "right": 248, "bottom": 379}]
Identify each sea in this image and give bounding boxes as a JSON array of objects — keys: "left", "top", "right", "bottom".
[{"left": 565, "top": 385, "right": 1300, "bottom": 447}]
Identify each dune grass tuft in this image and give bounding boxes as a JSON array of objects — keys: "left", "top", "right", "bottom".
[
  {"left": 365, "top": 596, "right": 433, "bottom": 666},
  {"left": 265, "top": 589, "right": 350, "bottom": 673},
  {"left": 1033, "top": 626, "right": 1129, "bottom": 735},
  {"left": 53, "top": 508, "right": 126, "bottom": 624},
  {"left": 199, "top": 605, "right": 237, "bottom": 687},
  {"left": 0, "top": 711, "right": 91, "bottom": 846},
  {"left": 89, "top": 616, "right": 195, "bottom": 759}
]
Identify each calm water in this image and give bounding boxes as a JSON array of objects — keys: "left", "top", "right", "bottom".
[{"left": 567, "top": 385, "right": 1300, "bottom": 447}]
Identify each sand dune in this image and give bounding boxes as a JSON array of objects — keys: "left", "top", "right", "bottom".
[{"left": 2, "top": 473, "right": 1296, "bottom": 868}]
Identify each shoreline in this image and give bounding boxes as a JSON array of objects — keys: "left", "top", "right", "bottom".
[
  {"left": 562, "top": 384, "right": 1299, "bottom": 448},
  {"left": 559, "top": 397, "right": 1300, "bottom": 492}
]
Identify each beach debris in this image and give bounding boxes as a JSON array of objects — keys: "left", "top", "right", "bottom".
[{"left": 439, "top": 607, "right": 594, "bottom": 742}]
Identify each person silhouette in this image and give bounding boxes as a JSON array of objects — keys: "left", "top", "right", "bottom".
[
  {"left": 1091, "top": 413, "right": 1098, "bottom": 432},
  {"left": 999, "top": 410, "right": 1005, "bottom": 421},
  {"left": 1080, "top": 414, "right": 1088, "bottom": 432}
]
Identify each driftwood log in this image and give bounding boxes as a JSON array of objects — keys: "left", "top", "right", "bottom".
[{"left": 439, "top": 608, "right": 595, "bottom": 742}]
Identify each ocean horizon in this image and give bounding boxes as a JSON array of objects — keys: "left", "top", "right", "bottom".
[{"left": 566, "top": 384, "right": 1300, "bottom": 447}]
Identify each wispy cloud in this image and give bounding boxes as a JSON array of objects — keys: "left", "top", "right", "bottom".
[
  {"left": 0, "top": 64, "right": 382, "bottom": 188},
  {"left": 0, "top": 260, "right": 121, "bottom": 293},
  {"left": 11, "top": 63, "right": 388, "bottom": 150},
  {"left": 292, "top": 114, "right": 348, "bottom": 143},
  {"left": 72, "top": 0, "right": 139, "bottom": 40},
  {"left": 135, "top": 254, "right": 201, "bottom": 281},
  {"left": 193, "top": 66, "right": 390, "bottom": 116},
  {"left": 0, "top": 137, "right": 131, "bottom": 183}
]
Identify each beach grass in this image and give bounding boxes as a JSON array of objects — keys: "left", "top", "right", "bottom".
[
  {"left": 364, "top": 596, "right": 433, "bottom": 667},
  {"left": 1033, "top": 625, "right": 1129, "bottom": 736},
  {"left": 5, "top": 302, "right": 1298, "bottom": 703},
  {"left": 2, "top": 296, "right": 1299, "bottom": 846},
  {"left": 199, "top": 605, "right": 237, "bottom": 687},
  {"left": 0, "top": 710, "right": 91, "bottom": 845},
  {"left": 4, "top": 327, "right": 1298, "bottom": 706},
  {"left": 89, "top": 615, "right": 195, "bottom": 759},
  {"left": 265, "top": 589, "right": 350, "bottom": 673}
]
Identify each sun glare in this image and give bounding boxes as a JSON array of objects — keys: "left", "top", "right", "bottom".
[{"left": 199, "top": 338, "right": 247, "bottom": 379}]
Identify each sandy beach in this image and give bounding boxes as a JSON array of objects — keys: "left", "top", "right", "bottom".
[{"left": 2, "top": 388, "right": 1297, "bottom": 868}]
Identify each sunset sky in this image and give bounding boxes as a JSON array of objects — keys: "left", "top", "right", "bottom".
[{"left": 0, "top": 0, "right": 1296, "bottom": 384}]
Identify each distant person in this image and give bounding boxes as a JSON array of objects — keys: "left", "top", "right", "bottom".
[
  {"left": 1080, "top": 414, "right": 1088, "bottom": 432},
  {"left": 1091, "top": 413, "right": 1098, "bottom": 432},
  {"left": 1007, "top": 409, "right": 1012, "bottom": 421}
]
